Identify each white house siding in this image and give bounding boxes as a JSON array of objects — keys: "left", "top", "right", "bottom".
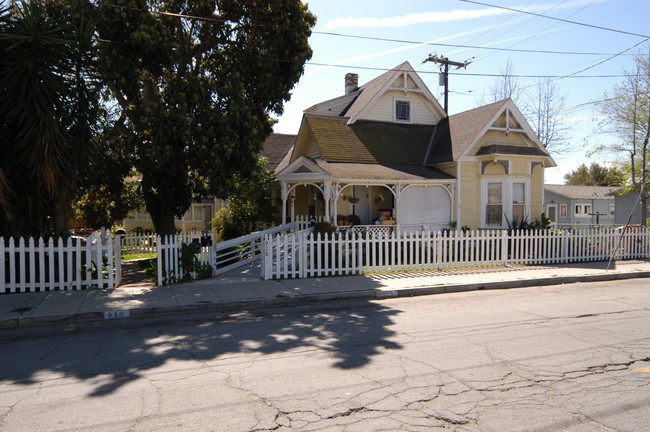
[
  {"left": 398, "top": 186, "right": 451, "bottom": 226},
  {"left": 360, "top": 91, "right": 439, "bottom": 125}
]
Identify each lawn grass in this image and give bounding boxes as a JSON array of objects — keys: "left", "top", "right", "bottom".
[{"left": 121, "top": 252, "right": 157, "bottom": 261}]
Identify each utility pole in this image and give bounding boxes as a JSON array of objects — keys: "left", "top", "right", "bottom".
[{"left": 423, "top": 54, "right": 472, "bottom": 114}]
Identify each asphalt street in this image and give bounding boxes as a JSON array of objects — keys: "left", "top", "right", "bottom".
[{"left": 1, "top": 278, "right": 649, "bottom": 431}]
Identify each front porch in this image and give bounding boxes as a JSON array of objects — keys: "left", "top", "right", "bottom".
[{"left": 278, "top": 180, "right": 455, "bottom": 233}]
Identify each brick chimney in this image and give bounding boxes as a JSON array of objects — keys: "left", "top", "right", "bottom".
[{"left": 345, "top": 73, "right": 358, "bottom": 94}]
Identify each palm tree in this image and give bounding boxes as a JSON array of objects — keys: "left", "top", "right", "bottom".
[{"left": 0, "top": 1, "right": 98, "bottom": 237}]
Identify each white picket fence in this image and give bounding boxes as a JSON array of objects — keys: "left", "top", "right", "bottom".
[
  {"left": 262, "top": 227, "right": 650, "bottom": 280},
  {"left": 1, "top": 231, "right": 121, "bottom": 293},
  {"left": 121, "top": 233, "right": 157, "bottom": 254},
  {"left": 156, "top": 233, "right": 215, "bottom": 286},
  {"left": 155, "top": 217, "right": 317, "bottom": 286}
]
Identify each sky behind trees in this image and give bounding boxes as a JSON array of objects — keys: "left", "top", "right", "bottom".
[{"left": 273, "top": 0, "right": 650, "bottom": 183}]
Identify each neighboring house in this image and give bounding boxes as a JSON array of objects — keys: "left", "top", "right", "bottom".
[
  {"left": 613, "top": 189, "right": 648, "bottom": 225},
  {"left": 271, "top": 61, "right": 555, "bottom": 230},
  {"left": 120, "top": 138, "right": 292, "bottom": 234},
  {"left": 123, "top": 198, "right": 224, "bottom": 234},
  {"left": 543, "top": 185, "right": 621, "bottom": 229}
]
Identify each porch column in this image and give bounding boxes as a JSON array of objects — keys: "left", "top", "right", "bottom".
[
  {"left": 323, "top": 180, "right": 332, "bottom": 223},
  {"left": 280, "top": 182, "right": 288, "bottom": 224},
  {"left": 290, "top": 193, "right": 296, "bottom": 223},
  {"left": 393, "top": 184, "right": 403, "bottom": 234}
]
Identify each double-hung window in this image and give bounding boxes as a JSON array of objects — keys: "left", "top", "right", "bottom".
[
  {"left": 512, "top": 182, "right": 526, "bottom": 222},
  {"left": 395, "top": 100, "right": 411, "bottom": 122},
  {"left": 486, "top": 183, "right": 503, "bottom": 226},
  {"left": 481, "top": 178, "right": 530, "bottom": 228},
  {"left": 575, "top": 204, "right": 591, "bottom": 217}
]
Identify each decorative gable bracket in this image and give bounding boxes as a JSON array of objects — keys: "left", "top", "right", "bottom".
[{"left": 481, "top": 160, "right": 509, "bottom": 174}]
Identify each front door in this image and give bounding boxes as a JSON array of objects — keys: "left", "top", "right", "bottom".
[{"left": 546, "top": 204, "right": 557, "bottom": 225}]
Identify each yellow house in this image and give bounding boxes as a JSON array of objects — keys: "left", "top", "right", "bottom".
[
  {"left": 122, "top": 198, "right": 224, "bottom": 234},
  {"left": 272, "top": 61, "right": 555, "bottom": 230}
]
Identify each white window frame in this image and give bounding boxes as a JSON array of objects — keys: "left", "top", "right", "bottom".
[
  {"left": 480, "top": 177, "right": 531, "bottom": 229},
  {"left": 574, "top": 203, "right": 592, "bottom": 217},
  {"left": 559, "top": 203, "right": 568, "bottom": 218},
  {"left": 609, "top": 203, "right": 615, "bottom": 216},
  {"left": 394, "top": 98, "right": 411, "bottom": 123}
]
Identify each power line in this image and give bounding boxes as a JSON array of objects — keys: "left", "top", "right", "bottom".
[
  {"left": 305, "top": 62, "right": 627, "bottom": 79},
  {"left": 311, "top": 31, "right": 632, "bottom": 57},
  {"left": 457, "top": 0, "right": 650, "bottom": 39},
  {"left": 98, "top": 3, "right": 637, "bottom": 57}
]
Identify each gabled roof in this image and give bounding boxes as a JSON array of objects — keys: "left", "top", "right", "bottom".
[
  {"left": 341, "top": 63, "right": 404, "bottom": 120},
  {"left": 300, "top": 158, "right": 454, "bottom": 181},
  {"left": 425, "top": 101, "right": 509, "bottom": 165},
  {"left": 351, "top": 120, "right": 435, "bottom": 165},
  {"left": 544, "top": 184, "right": 622, "bottom": 200},
  {"left": 339, "top": 61, "right": 445, "bottom": 124},
  {"left": 425, "top": 98, "right": 554, "bottom": 166},
  {"left": 449, "top": 99, "right": 506, "bottom": 160},
  {"left": 476, "top": 145, "right": 549, "bottom": 157},
  {"left": 260, "top": 133, "right": 295, "bottom": 171},
  {"left": 305, "top": 114, "right": 376, "bottom": 163}
]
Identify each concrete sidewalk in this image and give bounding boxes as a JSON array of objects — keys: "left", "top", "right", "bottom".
[{"left": 2, "top": 260, "right": 650, "bottom": 329}]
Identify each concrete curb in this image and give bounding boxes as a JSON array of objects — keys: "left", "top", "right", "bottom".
[{"left": 2, "top": 270, "right": 650, "bottom": 330}]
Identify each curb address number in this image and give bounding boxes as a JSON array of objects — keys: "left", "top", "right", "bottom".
[{"left": 104, "top": 310, "right": 130, "bottom": 320}]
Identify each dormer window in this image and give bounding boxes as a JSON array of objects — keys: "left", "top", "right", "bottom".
[{"left": 395, "top": 99, "right": 411, "bottom": 122}]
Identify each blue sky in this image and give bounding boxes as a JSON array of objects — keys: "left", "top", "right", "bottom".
[{"left": 272, "top": 0, "right": 650, "bottom": 184}]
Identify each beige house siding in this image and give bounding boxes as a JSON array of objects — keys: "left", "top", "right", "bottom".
[
  {"left": 474, "top": 131, "right": 529, "bottom": 151},
  {"left": 482, "top": 162, "right": 507, "bottom": 177},
  {"left": 510, "top": 159, "right": 529, "bottom": 176},
  {"left": 530, "top": 164, "right": 544, "bottom": 219},
  {"left": 123, "top": 202, "right": 220, "bottom": 233},
  {"left": 459, "top": 161, "right": 480, "bottom": 228},
  {"left": 360, "top": 91, "right": 438, "bottom": 125}
]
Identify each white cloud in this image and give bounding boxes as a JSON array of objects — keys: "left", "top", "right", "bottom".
[
  {"left": 322, "top": 0, "right": 611, "bottom": 30},
  {"left": 307, "top": 22, "right": 514, "bottom": 76},
  {"left": 324, "top": 9, "right": 507, "bottom": 30}
]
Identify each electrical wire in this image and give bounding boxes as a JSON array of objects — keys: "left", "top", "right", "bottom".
[{"left": 456, "top": 0, "right": 650, "bottom": 39}]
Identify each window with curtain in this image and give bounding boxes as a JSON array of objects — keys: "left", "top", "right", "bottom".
[
  {"left": 486, "top": 183, "right": 503, "bottom": 226},
  {"left": 512, "top": 182, "right": 525, "bottom": 223}
]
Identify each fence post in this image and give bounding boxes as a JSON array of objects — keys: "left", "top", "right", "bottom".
[
  {"left": 299, "top": 231, "right": 307, "bottom": 278},
  {"left": 261, "top": 234, "right": 271, "bottom": 280},
  {"left": 501, "top": 230, "right": 509, "bottom": 267},
  {"left": 156, "top": 235, "right": 163, "bottom": 286},
  {"left": 114, "top": 235, "right": 122, "bottom": 287}
]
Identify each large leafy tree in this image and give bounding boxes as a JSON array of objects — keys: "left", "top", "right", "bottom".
[
  {"left": 0, "top": 0, "right": 99, "bottom": 237},
  {"left": 596, "top": 46, "right": 650, "bottom": 225},
  {"left": 564, "top": 162, "right": 625, "bottom": 186},
  {"left": 228, "top": 157, "right": 277, "bottom": 232},
  {"left": 92, "top": 0, "right": 314, "bottom": 236}
]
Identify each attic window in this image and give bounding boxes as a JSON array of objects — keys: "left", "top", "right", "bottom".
[{"left": 395, "top": 100, "right": 411, "bottom": 122}]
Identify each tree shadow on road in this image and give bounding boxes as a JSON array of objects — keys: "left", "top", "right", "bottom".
[{"left": 0, "top": 298, "right": 402, "bottom": 397}]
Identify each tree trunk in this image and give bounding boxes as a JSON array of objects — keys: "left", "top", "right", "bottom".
[
  {"left": 142, "top": 180, "right": 178, "bottom": 241},
  {"left": 52, "top": 194, "right": 70, "bottom": 238}
]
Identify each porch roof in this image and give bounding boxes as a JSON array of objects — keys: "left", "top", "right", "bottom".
[{"left": 313, "top": 160, "right": 454, "bottom": 182}]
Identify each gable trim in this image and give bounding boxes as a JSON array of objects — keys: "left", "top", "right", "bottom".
[
  {"left": 348, "top": 62, "right": 445, "bottom": 125},
  {"left": 457, "top": 99, "right": 548, "bottom": 162}
]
